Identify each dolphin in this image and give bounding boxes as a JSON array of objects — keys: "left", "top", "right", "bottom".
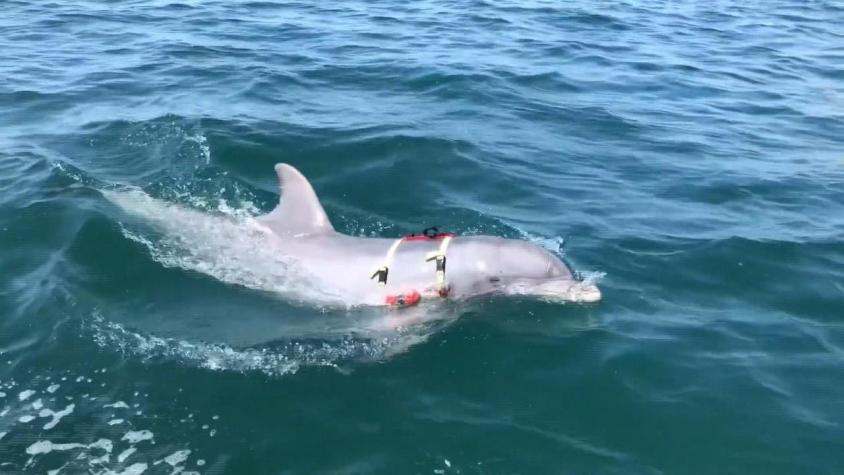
[{"left": 254, "top": 164, "right": 601, "bottom": 306}]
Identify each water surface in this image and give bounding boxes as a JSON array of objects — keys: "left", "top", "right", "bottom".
[{"left": 1, "top": 0, "right": 843, "bottom": 473}]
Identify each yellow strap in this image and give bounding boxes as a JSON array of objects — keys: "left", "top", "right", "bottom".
[
  {"left": 373, "top": 236, "right": 454, "bottom": 293},
  {"left": 371, "top": 238, "right": 404, "bottom": 286},
  {"left": 425, "top": 236, "right": 452, "bottom": 289},
  {"left": 384, "top": 238, "right": 404, "bottom": 264}
]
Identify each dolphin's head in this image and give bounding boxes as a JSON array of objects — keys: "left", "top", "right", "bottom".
[{"left": 484, "top": 239, "right": 601, "bottom": 303}]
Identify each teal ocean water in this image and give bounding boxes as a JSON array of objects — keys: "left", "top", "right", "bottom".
[{"left": 2, "top": 0, "right": 844, "bottom": 473}]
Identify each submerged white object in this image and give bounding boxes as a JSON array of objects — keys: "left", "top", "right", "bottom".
[{"left": 108, "top": 163, "right": 601, "bottom": 306}]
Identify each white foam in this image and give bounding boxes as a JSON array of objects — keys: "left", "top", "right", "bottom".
[
  {"left": 26, "top": 438, "right": 111, "bottom": 463},
  {"left": 25, "top": 435, "right": 124, "bottom": 473},
  {"left": 26, "top": 440, "right": 86, "bottom": 455},
  {"left": 0, "top": 431, "right": 6, "bottom": 440},
  {"left": 47, "top": 384, "right": 61, "bottom": 394},
  {"left": 32, "top": 398, "right": 43, "bottom": 410},
  {"left": 121, "top": 430, "right": 154, "bottom": 444},
  {"left": 104, "top": 401, "right": 130, "bottom": 409},
  {"left": 118, "top": 447, "right": 137, "bottom": 463},
  {"left": 161, "top": 449, "right": 190, "bottom": 466},
  {"left": 18, "top": 389, "right": 35, "bottom": 401},
  {"left": 40, "top": 404, "right": 75, "bottom": 430},
  {"left": 19, "top": 414, "right": 35, "bottom": 423},
  {"left": 108, "top": 418, "right": 125, "bottom": 425},
  {"left": 115, "top": 462, "right": 148, "bottom": 475}
]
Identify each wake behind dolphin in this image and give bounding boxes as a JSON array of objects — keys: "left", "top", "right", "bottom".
[{"left": 105, "top": 164, "right": 601, "bottom": 309}]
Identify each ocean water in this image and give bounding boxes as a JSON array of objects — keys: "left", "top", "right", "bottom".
[{"left": 1, "top": 0, "right": 843, "bottom": 473}]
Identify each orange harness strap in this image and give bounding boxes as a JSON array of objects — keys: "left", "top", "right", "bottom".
[{"left": 384, "top": 290, "right": 421, "bottom": 307}]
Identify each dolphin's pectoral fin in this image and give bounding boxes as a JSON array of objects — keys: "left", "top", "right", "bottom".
[{"left": 257, "top": 163, "right": 336, "bottom": 237}]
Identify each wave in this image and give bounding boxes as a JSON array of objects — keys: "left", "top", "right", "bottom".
[
  {"left": 85, "top": 311, "right": 434, "bottom": 377},
  {"left": 0, "top": 367, "right": 205, "bottom": 474}
]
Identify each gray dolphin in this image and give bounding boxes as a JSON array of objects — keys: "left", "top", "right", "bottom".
[{"left": 256, "top": 164, "right": 601, "bottom": 306}]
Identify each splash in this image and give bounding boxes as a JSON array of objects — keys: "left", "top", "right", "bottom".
[
  {"left": 98, "top": 188, "right": 455, "bottom": 374},
  {"left": 104, "top": 188, "right": 346, "bottom": 306},
  {"left": 119, "top": 118, "right": 210, "bottom": 168},
  {"left": 577, "top": 270, "right": 606, "bottom": 287},
  {"left": 519, "top": 229, "right": 566, "bottom": 255},
  {"left": 87, "top": 311, "right": 433, "bottom": 377},
  {"left": 182, "top": 131, "right": 210, "bottom": 165},
  {"left": 562, "top": 271, "right": 605, "bottom": 303}
]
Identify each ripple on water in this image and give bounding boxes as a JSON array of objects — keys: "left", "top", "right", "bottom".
[
  {"left": 0, "top": 369, "right": 210, "bottom": 474},
  {"left": 1, "top": 0, "right": 844, "bottom": 473}
]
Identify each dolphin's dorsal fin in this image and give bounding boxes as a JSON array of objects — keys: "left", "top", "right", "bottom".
[{"left": 257, "top": 163, "right": 335, "bottom": 237}]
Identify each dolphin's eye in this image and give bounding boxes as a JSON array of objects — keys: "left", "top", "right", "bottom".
[{"left": 488, "top": 276, "right": 500, "bottom": 283}]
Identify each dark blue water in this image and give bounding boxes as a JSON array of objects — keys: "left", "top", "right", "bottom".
[{"left": 1, "top": 1, "right": 843, "bottom": 473}]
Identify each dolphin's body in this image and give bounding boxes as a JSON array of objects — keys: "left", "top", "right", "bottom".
[{"left": 255, "top": 164, "right": 601, "bottom": 306}]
